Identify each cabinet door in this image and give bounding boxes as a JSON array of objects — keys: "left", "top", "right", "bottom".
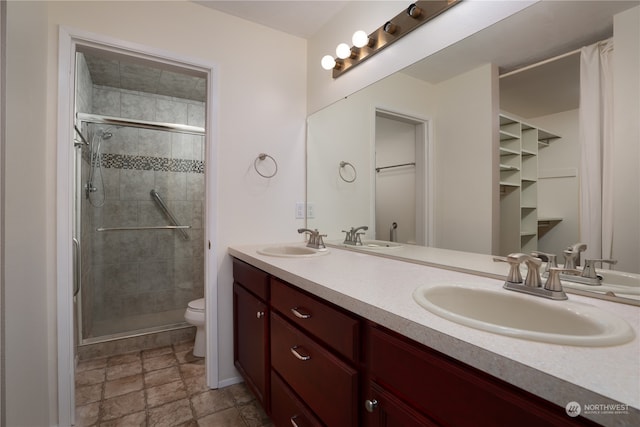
[
  {"left": 363, "top": 382, "right": 440, "bottom": 427},
  {"left": 233, "top": 282, "right": 269, "bottom": 408}
]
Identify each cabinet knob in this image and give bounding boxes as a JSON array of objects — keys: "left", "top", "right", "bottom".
[
  {"left": 364, "top": 399, "right": 379, "bottom": 413},
  {"left": 256, "top": 311, "right": 265, "bottom": 319},
  {"left": 290, "top": 415, "right": 301, "bottom": 427}
]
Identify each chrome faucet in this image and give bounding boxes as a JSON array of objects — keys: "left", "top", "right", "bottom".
[
  {"left": 494, "top": 253, "right": 570, "bottom": 300},
  {"left": 563, "top": 242, "right": 587, "bottom": 269},
  {"left": 564, "top": 258, "right": 618, "bottom": 286},
  {"left": 342, "top": 225, "right": 368, "bottom": 246},
  {"left": 297, "top": 228, "right": 327, "bottom": 250},
  {"left": 558, "top": 242, "right": 618, "bottom": 286}
]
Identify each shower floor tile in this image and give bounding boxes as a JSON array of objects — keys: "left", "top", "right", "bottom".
[{"left": 74, "top": 340, "right": 273, "bottom": 427}]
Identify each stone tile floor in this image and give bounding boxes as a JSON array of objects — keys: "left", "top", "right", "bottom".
[{"left": 75, "top": 340, "right": 273, "bottom": 426}]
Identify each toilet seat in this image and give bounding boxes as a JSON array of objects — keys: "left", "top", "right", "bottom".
[{"left": 188, "top": 298, "right": 205, "bottom": 312}]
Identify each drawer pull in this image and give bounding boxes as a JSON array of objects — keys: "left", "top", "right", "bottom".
[
  {"left": 256, "top": 311, "right": 265, "bottom": 319},
  {"left": 290, "top": 415, "right": 301, "bottom": 427},
  {"left": 291, "top": 307, "right": 311, "bottom": 319},
  {"left": 364, "top": 399, "right": 379, "bottom": 413},
  {"left": 290, "top": 345, "right": 311, "bottom": 361}
]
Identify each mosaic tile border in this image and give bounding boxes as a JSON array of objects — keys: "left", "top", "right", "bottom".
[{"left": 85, "top": 152, "right": 204, "bottom": 174}]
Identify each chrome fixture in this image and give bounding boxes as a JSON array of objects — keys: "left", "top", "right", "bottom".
[
  {"left": 342, "top": 226, "right": 368, "bottom": 246},
  {"left": 77, "top": 112, "right": 204, "bottom": 136},
  {"left": 390, "top": 222, "right": 398, "bottom": 242},
  {"left": 558, "top": 258, "right": 618, "bottom": 286},
  {"left": 494, "top": 253, "right": 569, "bottom": 300},
  {"left": 150, "top": 190, "right": 190, "bottom": 240},
  {"left": 320, "top": 1, "right": 461, "bottom": 78},
  {"left": 297, "top": 228, "right": 327, "bottom": 250},
  {"left": 563, "top": 242, "right": 587, "bottom": 269},
  {"left": 553, "top": 242, "right": 618, "bottom": 286},
  {"left": 254, "top": 153, "right": 278, "bottom": 179},
  {"left": 339, "top": 161, "right": 357, "bottom": 183}
]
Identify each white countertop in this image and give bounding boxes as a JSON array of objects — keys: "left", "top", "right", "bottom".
[{"left": 228, "top": 243, "right": 640, "bottom": 427}]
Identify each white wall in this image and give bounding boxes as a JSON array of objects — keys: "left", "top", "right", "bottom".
[
  {"left": 5, "top": 1, "right": 306, "bottom": 424},
  {"left": 307, "top": 0, "right": 534, "bottom": 113},
  {"left": 434, "top": 63, "right": 499, "bottom": 254},
  {"left": 612, "top": 6, "right": 639, "bottom": 273}
]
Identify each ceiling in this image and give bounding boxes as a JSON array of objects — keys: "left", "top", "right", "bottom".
[{"left": 193, "top": 1, "right": 349, "bottom": 39}]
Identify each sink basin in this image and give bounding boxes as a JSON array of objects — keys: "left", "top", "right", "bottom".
[
  {"left": 257, "top": 245, "right": 328, "bottom": 258},
  {"left": 412, "top": 284, "right": 635, "bottom": 346}
]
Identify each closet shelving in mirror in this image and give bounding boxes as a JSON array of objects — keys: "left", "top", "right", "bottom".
[{"left": 498, "top": 114, "right": 561, "bottom": 255}]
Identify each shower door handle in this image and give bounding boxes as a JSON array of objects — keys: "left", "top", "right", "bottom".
[{"left": 72, "top": 238, "right": 81, "bottom": 297}]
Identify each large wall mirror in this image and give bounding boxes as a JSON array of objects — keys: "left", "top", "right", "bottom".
[{"left": 307, "top": 1, "right": 639, "bottom": 301}]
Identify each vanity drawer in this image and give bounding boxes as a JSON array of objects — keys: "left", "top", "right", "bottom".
[
  {"left": 270, "top": 277, "right": 360, "bottom": 361},
  {"left": 271, "top": 313, "right": 358, "bottom": 427},
  {"left": 233, "top": 258, "right": 269, "bottom": 301},
  {"left": 271, "top": 370, "right": 323, "bottom": 427},
  {"left": 366, "top": 324, "right": 598, "bottom": 427}
]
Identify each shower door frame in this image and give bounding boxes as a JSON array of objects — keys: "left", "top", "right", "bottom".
[{"left": 56, "top": 27, "right": 220, "bottom": 426}]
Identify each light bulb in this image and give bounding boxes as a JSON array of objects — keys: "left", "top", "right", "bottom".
[
  {"left": 336, "top": 43, "right": 351, "bottom": 60},
  {"left": 352, "top": 30, "right": 369, "bottom": 48},
  {"left": 321, "top": 55, "right": 336, "bottom": 70}
]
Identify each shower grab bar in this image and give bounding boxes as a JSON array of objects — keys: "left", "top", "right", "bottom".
[
  {"left": 150, "top": 190, "right": 191, "bottom": 240},
  {"left": 96, "top": 225, "right": 191, "bottom": 232},
  {"left": 77, "top": 112, "right": 205, "bottom": 136}
]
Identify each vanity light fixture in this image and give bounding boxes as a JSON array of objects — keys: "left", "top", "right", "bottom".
[
  {"left": 321, "top": 0, "right": 461, "bottom": 78},
  {"left": 352, "top": 30, "right": 374, "bottom": 48},
  {"left": 336, "top": 43, "right": 352, "bottom": 59}
]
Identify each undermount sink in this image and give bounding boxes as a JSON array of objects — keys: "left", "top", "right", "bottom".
[
  {"left": 412, "top": 283, "right": 635, "bottom": 346},
  {"left": 257, "top": 245, "right": 329, "bottom": 258}
]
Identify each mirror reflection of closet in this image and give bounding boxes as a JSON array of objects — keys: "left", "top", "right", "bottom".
[{"left": 499, "top": 52, "right": 580, "bottom": 257}]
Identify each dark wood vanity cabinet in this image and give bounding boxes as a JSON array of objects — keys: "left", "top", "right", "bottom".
[
  {"left": 232, "top": 259, "right": 270, "bottom": 410},
  {"left": 232, "top": 257, "right": 602, "bottom": 427},
  {"left": 363, "top": 323, "right": 601, "bottom": 427}
]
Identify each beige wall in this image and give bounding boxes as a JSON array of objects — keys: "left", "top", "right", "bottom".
[{"left": 5, "top": 1, "right": 306, "bottom": 424}]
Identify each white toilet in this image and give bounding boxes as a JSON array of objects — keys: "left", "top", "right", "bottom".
[{"left": 184, "top": 298, "right": 205, "bottom": 357}]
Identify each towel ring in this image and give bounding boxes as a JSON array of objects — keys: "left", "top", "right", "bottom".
[
  {"left": 339, "top": 161, "right": 357, "bottom": 183},
  {"left": 254, "top": 153, "right": 278, "bottom": 178}
]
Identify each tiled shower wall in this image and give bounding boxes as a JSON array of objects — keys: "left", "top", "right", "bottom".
[{"left": 77, "top": 55, "right": 205, "bottom": 338}]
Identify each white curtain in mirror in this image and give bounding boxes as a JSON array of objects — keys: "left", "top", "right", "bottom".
[{"left": 579, "top": 39, "right": 614, "bottom": 261}]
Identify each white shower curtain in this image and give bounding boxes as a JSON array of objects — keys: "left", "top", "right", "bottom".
[{"left": 579, "top": 39, "right": 614, "bottom": 261}]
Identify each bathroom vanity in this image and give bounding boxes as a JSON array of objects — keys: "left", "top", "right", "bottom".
[{"left": 229, "top": 244, "right": 639, "bottom": 427}]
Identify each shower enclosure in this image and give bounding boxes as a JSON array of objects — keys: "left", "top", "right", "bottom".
[{"left": 74, "top": 51, "right": 206, "bottom": 344}]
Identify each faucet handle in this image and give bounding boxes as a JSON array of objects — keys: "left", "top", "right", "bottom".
[
  {"left": 493, "top": 255, "right": 523, "bottom": 284},
  {"left": 544, "top": 267, "right": 580, "bottom": 293},
  {"left": 582, "top": 259, "right": 618, "bottom": 279}
]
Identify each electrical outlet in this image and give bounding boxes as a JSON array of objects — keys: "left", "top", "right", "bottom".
[
  {"left": 307, "top": 203, "right": 315, "bottom": 219},
  {"left": 295, "top": 202, "right": 305, "bottom": 219}
]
